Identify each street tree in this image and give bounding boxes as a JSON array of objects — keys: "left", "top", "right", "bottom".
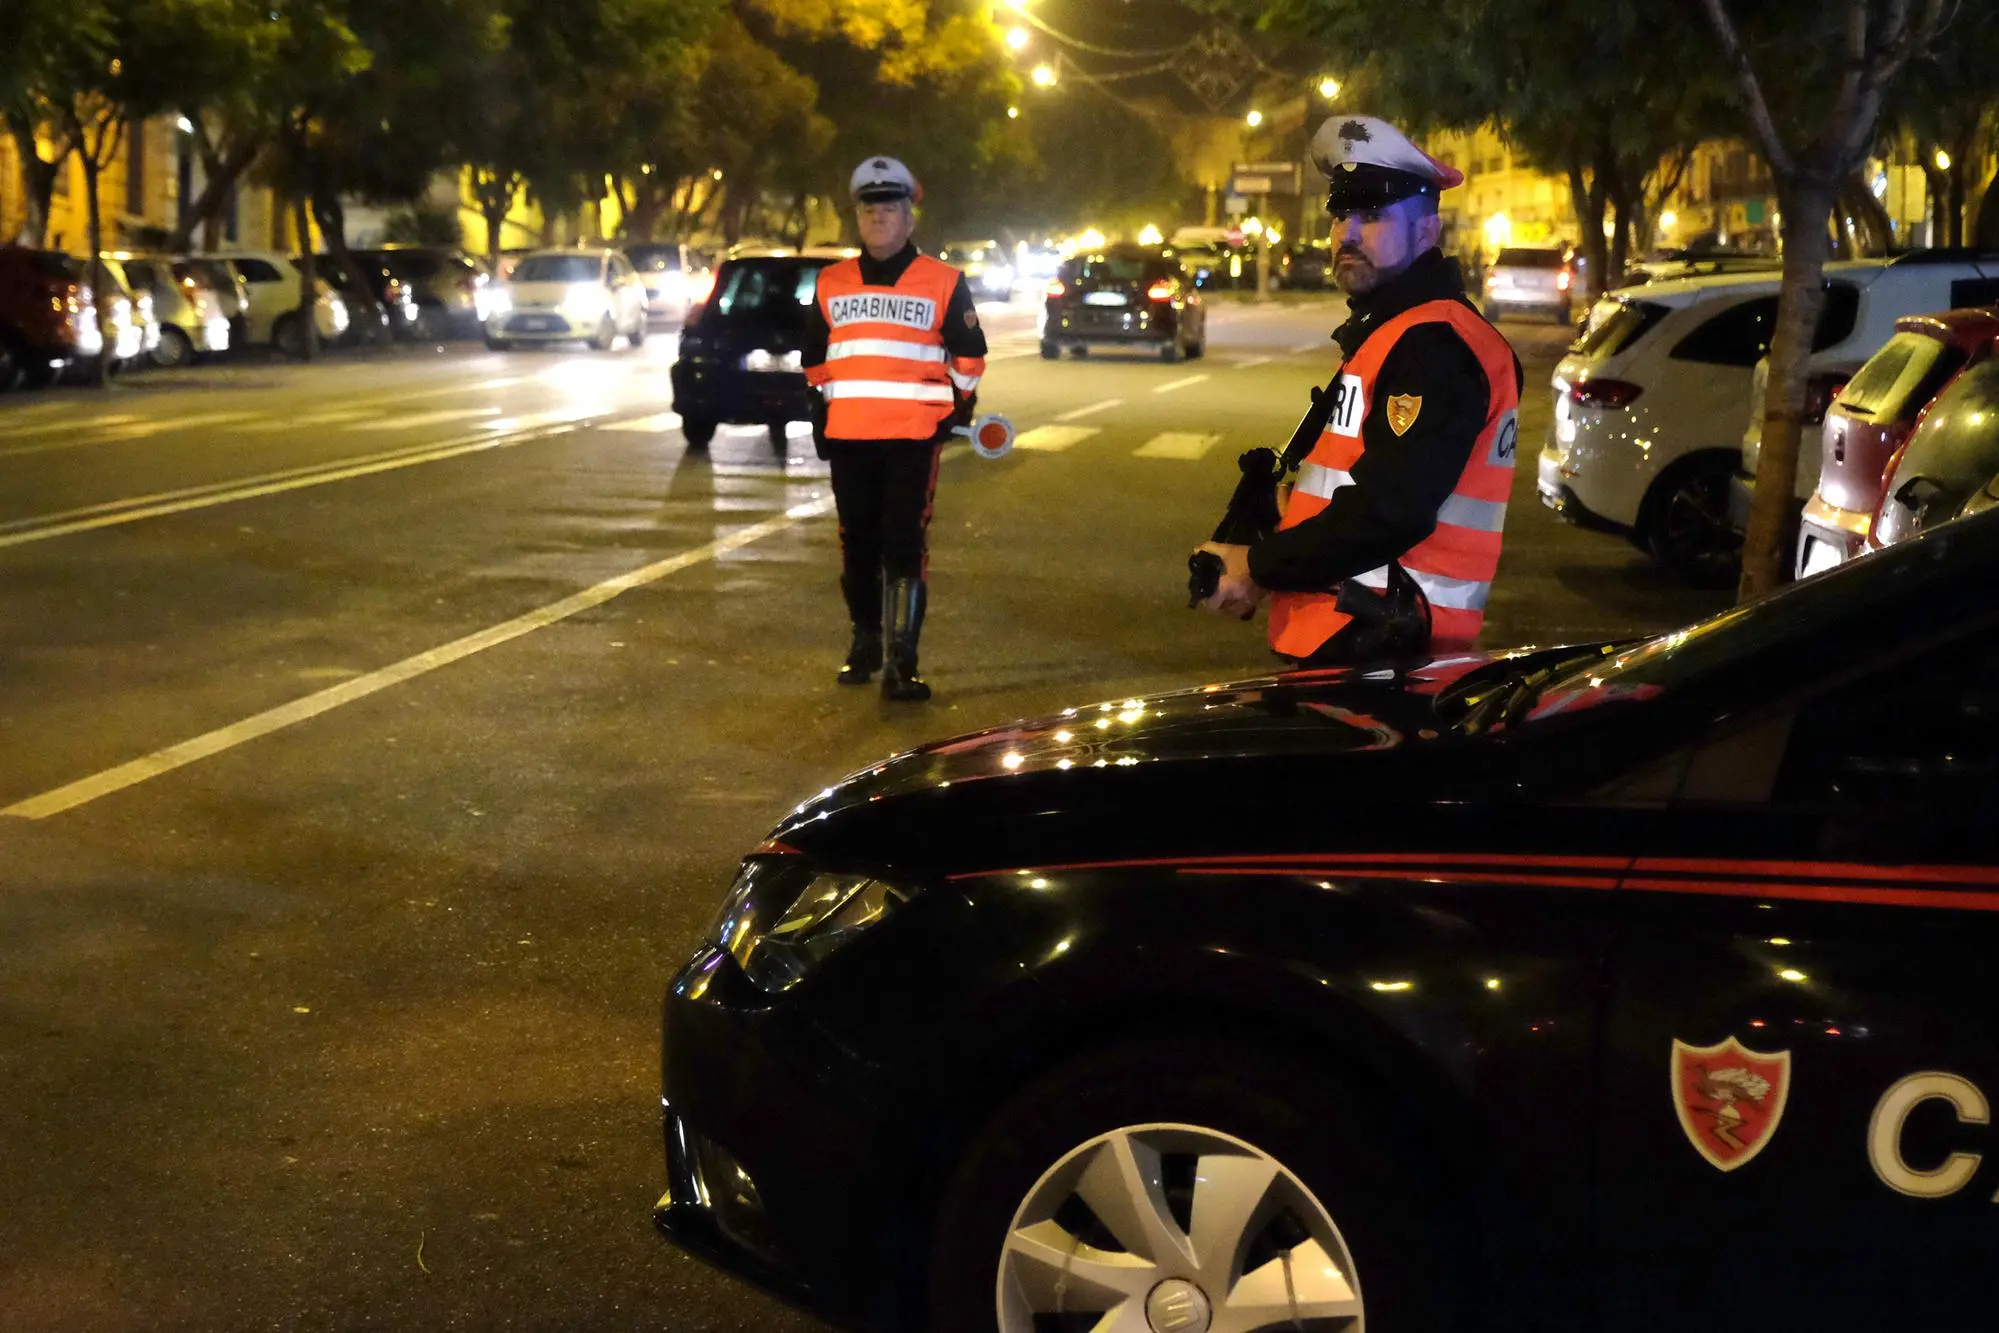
[
  {"left": 1701, "top": 0, "right": 1954, "bottom": 599},
  {"left": 1, "top": 0, "right": 108, "bottom": 246},
  {"left": 1882, "top": 18, "right": 1999, "bottom": 247}
]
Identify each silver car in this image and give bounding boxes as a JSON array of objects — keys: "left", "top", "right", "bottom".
[{"left": 110, "top": 253, "right": 232, "bottom": 367}]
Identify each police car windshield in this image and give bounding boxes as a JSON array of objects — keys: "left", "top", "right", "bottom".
[
  {"left": 512, "top": 255, "right": 601, "bottom": 284},
  {"left": 712, "top": 259, "right": 826, "bottom": 323},
  {"left": 1522, "top": 512, "right": 1999, "bottom": 721}
]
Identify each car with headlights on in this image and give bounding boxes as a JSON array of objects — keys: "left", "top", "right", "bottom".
[
  {"left": 937, "top": 240, "right": 1015, "bottom": 300},
  {"left": 670, "top": 253, "right": 832, "bottom": 450},
  {"left": 1040, "top": 243, "right": 1206, "bottom": 361},
  {"left": 107, "top": 253, "right": 231, "bottom": 367},
  {"left": 485, "top": 246, "right": 647, "bottom": 351},
  {"left": 656, "top": 504, "right": 1999, "bottom": 1333},
  {"left": 625, "top": 241, "right": 714, "bottom": 324}
]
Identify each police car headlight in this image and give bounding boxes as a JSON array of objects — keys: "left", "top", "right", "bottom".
[
  {"left": 742, "top": 347, "right": 776, "bottom": 372},
  {"left": 707, "top": 858, "right": 922, "bottom": 993}
]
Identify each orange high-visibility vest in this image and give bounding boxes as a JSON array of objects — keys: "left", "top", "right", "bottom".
[
  {"left": 1267, "top": 300, "right": 1518, "bottom": 659},
  {"left": 807, "top": 256, "right": 984, "bottom": 441}
]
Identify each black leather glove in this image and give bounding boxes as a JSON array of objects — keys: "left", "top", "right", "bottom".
[
  {"left": 952, "top": 390, "right": 977, "bottom": 430},
  {"left": 810, "top": 391, "right": 830, "bottom": 460}
]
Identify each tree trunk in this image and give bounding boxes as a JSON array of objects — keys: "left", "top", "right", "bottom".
[
  {"left": 84, "top": 152, "right": 112, "bottom": 387},
  {"left": 293, "top": 195, "right": 319, "bottom": 362},
  {"left": 8, "top": 123, "right": 61, "bottom": 247},
  {"left": 313, "top": 192, "right": 390, "bottom": 343},
  {"left": 1739, "top": 180, "right": 1836, "bottom": 602},
  {"left": 166, "top": 136, "right": 261, "bottom": 252},
  {"left": 1565, "top": 156, "right": 1610, "bottom": 304}
]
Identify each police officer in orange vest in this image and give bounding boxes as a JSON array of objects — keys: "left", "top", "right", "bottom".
[
  {"left": 802, "top": 156, "right": 987, "bottom": 702},
  {"left": 1196, "top": 116, "right": 1522, "bottom": 665}
]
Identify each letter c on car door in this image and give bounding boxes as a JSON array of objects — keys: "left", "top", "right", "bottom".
[{"left": 1867, "top": 1071, "right": 1990, "bottom": 1199}]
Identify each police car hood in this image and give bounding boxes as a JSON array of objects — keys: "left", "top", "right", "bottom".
[{"left": 771, "top": 653, "right": 1515, "bottom": 844}]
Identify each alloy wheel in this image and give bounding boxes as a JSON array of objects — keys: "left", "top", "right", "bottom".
[{"left": 997, "top": 1122, "right": 1363, "bottom": 1332}]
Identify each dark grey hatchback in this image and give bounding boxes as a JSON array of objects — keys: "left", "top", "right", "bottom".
[{"left": 1040, "top": 244, "right": 1207, "bottom": 362}]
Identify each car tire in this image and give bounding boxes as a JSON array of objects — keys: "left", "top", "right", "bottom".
[
  {"left": 1159, "top": 341, "right": 1181, "bottom": 364},
  {"left": 1038, "top": 339, "right": 1059, "bottom": 360},
  {"left": 0, "top": 332, "right": 27, "bottom": 391},
  {"left": 682, "top": 416, "right": 717, "bottom": 449},
  {"left": 588, "top": 315, "right": 616, "bottom": 351},
  {"left": 484, "top": 333, "right": 510, "bottom": 351},
  {"left": 1068, "top": 344, "right": 1088, "bottom": 359},
  {"left": 411, "top": 304, "right": 446, "bottom": 341},
  {"left": 925, "top": 1037, "right": 1468, "bottom": 1333},
  {"left": 1186, "top": 337, "right": 1206, "bottom": 360},
  {"left": 273, "top": 313, "right": 308, "bottom": 359},
  {"left": 151, "top": 325, "right": 194, "bottom": 370},
  {"left": 1641, "top": 453, "right": 1744, "bottom": 589}
]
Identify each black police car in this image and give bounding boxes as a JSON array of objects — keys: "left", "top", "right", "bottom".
[
  {"left": 1041, "top": 243, "right": 1208, "bottom": 362},
  {"left": 656, "top": 507, "right": 1999, "bottom": 1331},
  {"left": 671, "top": 254, "right": 833, "bottom": 450}
]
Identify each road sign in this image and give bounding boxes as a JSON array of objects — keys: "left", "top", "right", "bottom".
[
  {"left": 1229, "top": 161, "right": 1302, "bottom": 196},
  {"left": 1224, "top": 193, "right": 1248, "bottom": 217},
  {"left": 1225, "top": 226, "right": 1244, "bottom": 246}
]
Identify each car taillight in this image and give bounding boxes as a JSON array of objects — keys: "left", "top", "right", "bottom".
[
  {"left": 1568, "top": 377, "right": 1643, "bottom": 409},
  {"left": 1146, "top": 280, "right": 1174, "bottom": 301},
  {"left": 1045, "top": 279, "right": 1065, "bottom": 298},
  {"left": 1557, "top": 270, "right": 1572, "bottom": 291}
]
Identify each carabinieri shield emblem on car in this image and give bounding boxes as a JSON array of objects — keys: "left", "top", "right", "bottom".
[
  {"left": 1672, "top": 1037, "right": 1792, "bottom": 1171},
  {"left": 1386, "top": 394, "right": 1422, "bottom": 436}
]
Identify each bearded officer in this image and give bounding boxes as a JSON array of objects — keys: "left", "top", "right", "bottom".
[
  {"left": 802, "top": 156, "right": 987, "bottom": 702},
  {"left": 1195, "top": 115, "right": 1522, "bottom": 665}
]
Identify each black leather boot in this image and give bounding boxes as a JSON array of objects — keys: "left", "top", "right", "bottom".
[
  {"left": 880, "top": 578, "right": 931, "bottom": 702},
  {"left": 838, "top": 573, "right": 882, "bottom": 685}
]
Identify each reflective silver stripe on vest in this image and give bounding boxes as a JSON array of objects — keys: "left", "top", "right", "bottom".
[
  {"left": 825, "top": 339, "right": 947, "bottom": 362},
  {"left": 821, "top": 380, "right": 955, "bottom": 402},
  {"left": 1437, "top": 492, "right": 1509, "bottom": 532},
  {"left": 947, "top": 367, "right": 980, "bottom": 392},
  {"left": 1294, "top": 461, "right": 1356, "bottom": 500},
  {"left": 1350, "top": 564, "right": 1489, "bottom": 610}
]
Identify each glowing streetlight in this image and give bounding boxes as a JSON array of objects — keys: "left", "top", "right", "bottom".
[
  {"left": 1245, "top": 108, "right": 1264, "bottom": 128},
  {"left": 175, "top": 114, "right": 195, "bottom": 133},
  {"left": 1658, "top": 209, "right": 1678, "bottom": 235},
  {"left": 1935, "top": 148, "right": 1952, "bottom": 171},
  {"left": 1241, "top": 215, "right": 1264, "bottom": 237},
  {"left": 1006, "top": 105, "right": 1019, "bottom": 119},
  {"left": 1030, "top": 62, "right": 1058, "bottom": 88},
  {"left": 1317, "top": 76, "right": 1341, "bottom": 100},
  {"left": 1004, "top": 0, "right": 1030, "bottom": 12},
  {"left": 711, "top": 168, "right": 724, "bottom": 181},
  {"left": 1137, "top": 223, "right": 1163, "bottom": 245},
  {"left": 1005, "top": 26, "right": 1029, "bottom": 52}
]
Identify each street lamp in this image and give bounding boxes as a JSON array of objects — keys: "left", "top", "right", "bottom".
[
  {"left": 1005, "top": 26, "right": 1029, "bottom": 52},
  {"left": 1245, "top": 109, "right": 1263, "bottom": 128},
  {"left": 1935, "top": 148, "right": 1952, "bottom": 171},
  {"left": 1007, "top": 105, "right": 1020, "bottom": 119},
  {"left": 1031, "top": 62, "right": 1058, "bottom": 88},
  {"left": 1317, "top": 76, "right": 1341, "bottom": 100}
]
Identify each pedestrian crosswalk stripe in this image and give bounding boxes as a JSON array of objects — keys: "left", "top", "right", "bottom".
[
  {"left": 603, "top": 412, "right": 684, "bottom": 433},
  {"left": 1056, "top": 397, "right": 1122, "bottom": 422},
  {"left": 348, "top": 407, "right": 500, "bottom": 432},
  {"left": 1013, "top": 425, "right": 1099, "bottom": 452},
  {"left": 1134, "top": 431, "right": 1221, "bottom": 460}
]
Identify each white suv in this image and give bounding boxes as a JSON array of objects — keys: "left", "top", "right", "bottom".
[
  {"left": 208, "top": 250, "right": 350, "bottom": 355},
  {"left": 1538, "top": 256, "right": 1999, "bottom": 585}
]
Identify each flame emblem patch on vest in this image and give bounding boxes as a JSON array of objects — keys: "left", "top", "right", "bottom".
[
  {"left": 1386, "top": 394, "right": 1423, "bottom": 436},
  {"left": 1672, "top": 1037, "right": 1791, "bottom": 1172}
]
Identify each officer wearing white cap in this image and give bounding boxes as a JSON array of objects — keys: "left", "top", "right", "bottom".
[
  {"left": 802, "top": 156, "right": 987, "bottom": 701},
  {"left": 1195, "top": 114, "right": 1523, "bottom": 665}
]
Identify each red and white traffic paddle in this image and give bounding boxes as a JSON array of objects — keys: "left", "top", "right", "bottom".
[{"left": 952, "top": 414, "right": 1015, "bottom": 460}]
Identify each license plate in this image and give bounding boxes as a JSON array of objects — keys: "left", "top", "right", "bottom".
[
  {"left": 516, "top": 316, "right": 561, "bottom": 331},
  {"left": 1083, "top": 291, "right": 1127, "bottom": 306}
]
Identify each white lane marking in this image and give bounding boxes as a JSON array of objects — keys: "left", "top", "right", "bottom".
[
  {"left": 1133, "top": 431, "right": 1222, "bottom": 460},
  {"left": 1231, "top": 356, "right": 1274, "bottom": 371},
  {"left": 1012, "top": 425, "right": 1099, "bottom": 452},
  {"left": 0, "top": 412, "right": 262, "bottom": 457},
  {"left": 268, "top": 408, "right": 377, "bottom": 429},
  {"left": 603, "top": 412, "right": 684, "bottom": 432},
  {"left": 1290, "top": 340, "right": 1328, "bottom": 355},
  {"left": 1055, "top": 398, "right": 1122, "bottom": 422},
  {"left": 0, "top": 497, "right": 835, "bottom": 820},
  {"left": 0, "top": 414, "right": 615, "bottom": 550},
  {"left": 0, "top": 412, "right": 142, "bottom": 440},
  {"left": 1152, "top": 374, "right": 1209, "bottom": 394},
  {"left": 345, "top": 407, "right": 501, "bottom": 432}
]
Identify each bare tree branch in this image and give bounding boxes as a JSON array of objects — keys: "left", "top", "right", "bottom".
[{"left": 1699, "top": 0, "right": 1797, "bottom": 179}]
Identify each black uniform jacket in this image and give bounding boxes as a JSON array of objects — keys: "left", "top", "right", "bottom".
[
  {"left": 802, "top": 242, "right": 989, "bottom": 449},
  {"left": 1248, "top": 248, "right": 1524, "bottom": 592}
]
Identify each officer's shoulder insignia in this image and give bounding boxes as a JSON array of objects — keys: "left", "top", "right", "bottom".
[
  {"left": 964, "top": 308, "right": 979, "bottom": 329},
  {"left": 1386, "top": 394, "right": 1423, "bottom": 436}
]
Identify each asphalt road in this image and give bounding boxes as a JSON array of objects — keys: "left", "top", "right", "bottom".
[{"left": 0, "top": 295, "right": 1730, "bottom": 1331}]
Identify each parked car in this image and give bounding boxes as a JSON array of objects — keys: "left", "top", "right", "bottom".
[
  {"left": 1865, "top": 348, "right": 1999, "bottom": 554},
  {"left": 82, "top": 255, "right": 152, "bottom": 369},
  {"left": 313, "top": 254, "right": 418, "bottom": 342},
  {"left": 354, "top": 245, "right": 491, "bottom": 338},
  {"left": 625, "top": 241, "right": 713, "bottom": 324},
  {"left": 1792, "top": 308, "right": 1999, "bottom": 578},
  {"left": 106, "top": 253, "right": 231, "bottom": 367},
  {"left": 207, "top": 251, "right": 350, "bottom": 355},
  {"left": 174, "top": 256, "right": 252, "bottom": 346},
  {"left": 1482, "top": 245, "right": 1574, "bottom": 323},
  {"left": 655, "top": 502, "right": 1999, "bottom": 1333},
  {"left": 0, "top": 245, "right": 101, "bottom": 388},
  {"left": 485, "top": 246, "right": 647, "bottom": 350},
  {"left": 937, "top": 240, "right": 1015, "bottom": 300},
  {"left": 1619, "top": 251, "right": 1781, "bottom": 287},
  {"left": 1277, "top": 238, "right": 1333, "bottom": 290},
  {"left": 670, "top": 253, "right": 833, "bottom": 450},
  {"left": 1041, "top": 244, "right": 1207, "bottom": 362},
  {"left": 1538, "top": 253, "right": 1999, "bottom": 585}
]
